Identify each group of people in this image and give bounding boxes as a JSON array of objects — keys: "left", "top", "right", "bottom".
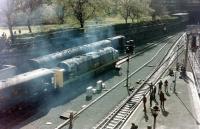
[
  {"left": 0, "top": 30, "right": 22, "bottom": 49},
  {"left": 143, "top": 79, "right": 168, "bottom": 113},
  {"left": 0, "top": 32, "right": 10, "bottom": 49},
  {"left": 1, "top": 32, "right": 7, "bottom": 40},
  {"left": 131, "top": 80, "right": 169, "bottom": 129},
  {"left": 14, "top": 29, "right": 22, "bottom": 35}
]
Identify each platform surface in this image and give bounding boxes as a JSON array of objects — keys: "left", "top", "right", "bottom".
[{"left": 122, "top": 72, "right": 200, "bottom": 129}]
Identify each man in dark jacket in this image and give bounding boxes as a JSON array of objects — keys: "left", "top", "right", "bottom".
[
  {"left": 143, "top": 95, "right": 147, "bottom": 113},
  {"left": 164, "top": 80, "right": 169, "bottom": 93},
  {"left": 159, "top": 91, "right": 166, "bottom": 109},
  {"left": 158, "top": 80, "right": 163, "bottom": 94}
]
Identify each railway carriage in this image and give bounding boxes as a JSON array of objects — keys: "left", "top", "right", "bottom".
[{"left": 0, "top": 68, "right": 54, "bottom": 109}]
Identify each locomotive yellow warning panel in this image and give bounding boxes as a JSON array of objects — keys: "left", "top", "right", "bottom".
[{"left": 54, "top": 69, "right": 65, "bottom": 88}]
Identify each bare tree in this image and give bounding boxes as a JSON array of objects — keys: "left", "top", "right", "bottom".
[
  {"left": 68, "top": 0, "right": 96, "bottom": 28},
  {"left": 97, "top": 0, "right": 117, "bottom": 16},
  {"left": 45, "top": 0, "right": 101, "bottom": 27},
  {"left": 55, "top": 5, "right": 65, "bottom": 24},
  {"left": 0, "top": 0, "right": 17, "bottom": 43},
  {"left": 129, "top": 1, "right": 141, "bottom": 23},
  {"left": 118, "top": 0, "right": 132, "bottom": 24},
  {"left": 17, "top": 0, "right": 42, "bottom": 33},
  {"left": 129, "top": 0, "right": 152, "bottom": 23},
  {"left": 150, "top": 0, "right": 168, "bottom": 20},
  {"left": 51, "top": 0, "right": 67, "bottom": 24}
]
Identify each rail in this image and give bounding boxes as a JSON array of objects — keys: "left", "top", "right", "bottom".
[
  {"left": 93, "top": 33, "right": 185, "bottom": 129},
  {"left": 117, "top": 33, "right": 183, "bottom": 65},
  {"left": 188, "top": 51, "right": 200, "bottom": 93}
]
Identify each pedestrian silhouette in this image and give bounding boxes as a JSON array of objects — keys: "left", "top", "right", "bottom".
[
  {"left": 169, "top": 69, "right": 174, "bottom": 76},
  {"left": 143, "top": 95, "right": 147, "bottom": 113},
  {"left": 130, "top": 123, "right": 138, "bottom": 129},
  {"left": 148, "top": 82, "right": 153, "bottom": 93},
  {"left": 150, "top": 92, "right": 154, "bottom": 107},
  {"left": 164, "top": 80, "right": 168, "bottom": 93},
  {"left": 147, "top": 126, "right": 152, "bottom": 129},
  {"left": 158, "top": 80, "right": 163, "bottom": 94},
  {"left": 153, "top": 86, "right": 156, "bottom": 100},
  {"left": 18, "top": 29, "right": 21, "bottom": 34},
  {"left": 159, "top": 91, "right": 166, "bottom": 110},
  {"left": 176, "top": 62, "right": 180, "bottom": 71}
]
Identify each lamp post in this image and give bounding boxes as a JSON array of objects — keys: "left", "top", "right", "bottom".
[
  {"left": 126, "top": 46, "right": 130, "bottom": 96},
  {"left": 176, "top": 44, "right": 180, "bottom": 71},
  {"left": 183, "top": 32, "right": 190, "bottom": 76},
  {"left": 198, "top": 33, "right": 200, "bottom": 59},
  {"left": 69, "top": 112, "right": 74, "bottom": 129},
  {"left": 151, "top": 105, "right": 160, "bottom": 129},
  {"left": 125, "top": 40, "right": 135, "bottom": 95}
]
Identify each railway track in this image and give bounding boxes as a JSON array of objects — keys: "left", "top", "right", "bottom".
[
  {"left": 117, "top": 33, "right": 183, "bottom": 65},
  {"left": 0, "top": 33, "right": 183, "bottom": 129},
  {"left": 54, "top": 33, "right": 184, "bottom": 129},
  {"left": 92, "top": 34, "right": 185, "bottom": 129}
]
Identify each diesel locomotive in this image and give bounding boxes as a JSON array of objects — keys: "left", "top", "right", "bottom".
[
  {"left": 0, "top": 44, "right": 121, "bottom": 109},
  {"left": 54, "top": 47, "right": 119, "bottom": 87},
  {"left": 28, "top": 36, "right": 125, "bottom": 69}
]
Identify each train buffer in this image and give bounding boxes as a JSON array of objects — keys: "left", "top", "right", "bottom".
[
  {"left": 116, "top": 58, "right": 127, "bottom": 65},
  {"left": 59, "top": 110, "right": 77, "bottom": 120},
  {"left": 115, "top": 65, "right": 121, "bottom": 71},
  {"left": 114, "top": 65, "right": 122, "bottom": 76}
]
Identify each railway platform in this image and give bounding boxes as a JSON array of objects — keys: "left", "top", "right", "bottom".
[{"left": 122, "top": 72, "right": 200, "bottom": 129}]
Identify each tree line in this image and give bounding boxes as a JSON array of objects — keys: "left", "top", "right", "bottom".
[{"left": 0, "top": 0, "right": 169, "bottom": 43}]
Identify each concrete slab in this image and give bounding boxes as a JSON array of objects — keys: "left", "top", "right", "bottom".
[
  {"left": 59, "top": 110, "right": 77, "bottom": 120},
  {"left": 122, "top": 72, "right": 200, "bottom": 129}
]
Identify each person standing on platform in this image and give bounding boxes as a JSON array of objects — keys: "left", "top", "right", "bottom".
[
  {"left": 164, "top": 80, "right": 169, "bottom": 93},
  {"left": 159, "top": 91, "right": 166, "bottom": 110},
  {"left": 148, "top": 82, "right": 154, "bottom": 93},
  {"left": 158, "top": 80, "right": 163, "bottom": 94},
  {"left": 150, "top": 92, "right": 154, "bottom": 107},
  {"left": 143, "top": 95, "right": 147, "bottom": 113},
  {"left": 153, "top": 86, "right": 157, "bottom": 100},
  {"left": 18, "top": 29, "right": 21, "bottom": 34}
]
